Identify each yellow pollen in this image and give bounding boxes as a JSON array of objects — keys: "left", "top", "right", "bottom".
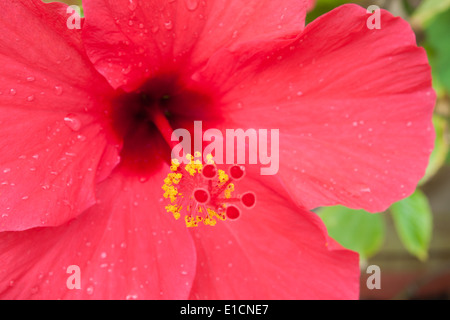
[{"left": 161, "top": 154, "right": 231, "bottom": 227}]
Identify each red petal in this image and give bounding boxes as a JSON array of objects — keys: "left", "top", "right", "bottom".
[
  {"left": 82, "top": 0, "right": 309, "bottom": 90},
  {"left": 0, "top": 168, "right": 196, "bottom": 299},
  {"left": 189, "top": 173, "right": 360, "bottom": 299},
  {"left": 0, "top": 1, "right": 119, "bottom": 231},
  {"left": 200, "top": 4, "right": 435, "bottom": 212},
  {"left": 307, "top": 0, "right": 316, "bottom": 11}
]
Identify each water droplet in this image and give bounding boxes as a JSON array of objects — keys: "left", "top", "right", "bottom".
[
  {"left": 296, "top": 91, "right": 303, "bottom": 96},
  {"left": 185, "top": 0, "right": 198, "bottom": 11},
  {"left": 164, "top": 21, "right": 173, "bottom": 30},
  {"left": 64, "top": 114, "right": 82, "bottom": 132},
  {"left": 27, "top": 95, "right": 35, "bottom": 102},
  {"left": 121, "top": 65, "right": 132, "bottom": 75},
  {"left": 86, "top": 286, "right": 94, "bottom": 295},
  {"left": 26, "top": 76, "right": 35, "bottom": 82},
  {"left": 139, "top": 176, "right": 149, "bottom": 183},
  {"left": 54, "top": 86, "right": 63, "bottom": 96},
  {"left": 128, "top": 0, "right": 137, "bottom": 11},
  {"left": 9, "top": 88, "right": 17, "bottom": 96}
]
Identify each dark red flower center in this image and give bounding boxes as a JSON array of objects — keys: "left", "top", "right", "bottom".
[{"left": 108, "top": 73, "right": 217, "bottom": 177}]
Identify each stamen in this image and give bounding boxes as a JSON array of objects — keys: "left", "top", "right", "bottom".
[
  {"left": 161, "top": 154, "right": 256, "bottom": 227},
  {"left": 146, "top": 103, "right": 177, "bottom": 150}
]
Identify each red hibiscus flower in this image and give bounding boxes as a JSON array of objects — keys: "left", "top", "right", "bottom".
[{"left": 0, "top": 0, "right": 434, "bottom": 300}]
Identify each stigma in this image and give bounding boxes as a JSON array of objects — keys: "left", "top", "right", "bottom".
[{"left": 162, "top": 153, "right": 256, "bottom": 227}]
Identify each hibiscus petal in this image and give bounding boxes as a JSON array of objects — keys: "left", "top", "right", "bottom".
[
  {"left": 307, "top": 0, "right": 316, "bottom": 11},
  {"left": 82, "top": 0, "right": 309, "bottom": 90},
  {"left": 0, "top": 168, "right": 196, "bottom": 299},
  {"left": 0, "top": 0, "right": 119, "bottom": 231},
  {"left": 188, "top": 171, "right": 359, "bottom": 299},
  {"left": 199, "top": 4, "right": 435, "bottom": 212}
]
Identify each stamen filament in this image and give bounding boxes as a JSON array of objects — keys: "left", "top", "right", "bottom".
[{"left": 146, "top": 105, "right": 176, "bottom": 149}]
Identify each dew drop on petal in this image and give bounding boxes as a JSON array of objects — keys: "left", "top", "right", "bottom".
[
  {"left": 121, "top": 65, "right": 132, "bottom": 75},
  {"left": 164, "top": 21, "right": 173, "bottom": 30},
  {"left": 128, "top": 0, "right": 137, "bottom": 11},
  {"left": 64, "top": 114, "right": 82, "bottom": 132},
  {"left": 86, "top": 285, "right": 94, "bottom": 295},
  {"left": 54, "top": 86, "right": 63, "bottom": 96},
  {"left": 185, "top": 0, "right": 198, "bottom": 11}
]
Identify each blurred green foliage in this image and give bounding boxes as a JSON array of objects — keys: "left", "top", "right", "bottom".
[
  {"left": 319, "top": 206, "right": 385, "bottom": 260},
  {"left": 390, "top": 189, "right": 433, "bottom": 261}
]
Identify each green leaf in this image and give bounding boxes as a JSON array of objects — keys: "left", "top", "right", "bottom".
[
  {"left": 411, "top": 0, "right": 450, "bottom": 27},
  {"left": 306, "top": 0, "right": 363, "bottom": 24},
  {"left": 425, "top": 9, "right": 450, "bottom": 93},
  {"left": 318, "top": 206, "right": 385, "bottom": 260},
  {"left": 390, "top": 190, "right": 433, "bottom": 261},
  {"left": 419, "top": 115, "right": 449, "bottom": 185}
]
